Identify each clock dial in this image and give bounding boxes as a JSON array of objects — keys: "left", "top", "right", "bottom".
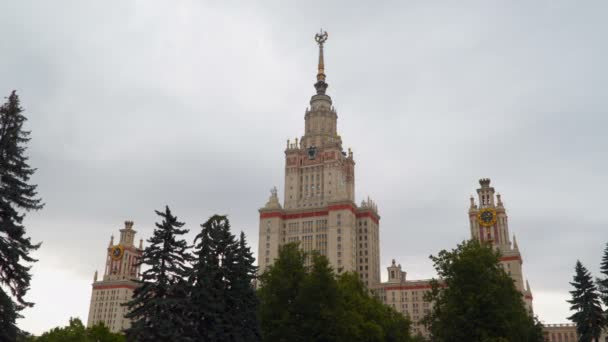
[
  {"left": 110, "top": 245, "right": 124, "bottom": 260},
  {"left": 307, "top": 146, "right": 318, "bottom": 160},
  {"left": 477, "top": 208, "right": 497, "bottom": 227}
]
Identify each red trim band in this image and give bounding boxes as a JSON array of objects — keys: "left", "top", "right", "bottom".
[
  {"left": 93, "top": 284, "right": 137, "bottom": 291},
  {"left": 500, "top": 255, "right": 522, "bottom": 262}
]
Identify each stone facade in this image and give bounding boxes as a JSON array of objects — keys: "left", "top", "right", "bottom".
[
  {"left": 373, "top": 178, "right": 534, "bottom": 337},
  {"left": 372, "top": 261, "right": 433, "bottom": 336},
  {"left": 258, "top": 32, "right": 380, "bottom": 287},
  {"left": 542, "top": 324, "right": 577, "bottom": 342},
  {"left": 86, "top": 221, "right": 142, "bottom": 333}
]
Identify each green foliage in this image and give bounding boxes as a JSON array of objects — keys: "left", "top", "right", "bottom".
[
  {"left": 32, "top": 317, "right": 125, "bottom": 342},
  {"left": 423, "top": 239, "right": 542, "bottom": 342},
  {"left": 258, "top": 242, "right": 412, "bottom": 342},
  {"left": 568, "top": 260, "right": 605, "bottom": 342},
  {"left": 596, "top": 242, "right": 608, "bottom": 309},
  {"left": 258, "top": 243, "right": 307, "bottom": 342},
  {"left": 124, "top": 206, "right": 192, "bottom": 341},
  {"left": 185, "top": 215, "right": 260, "bottom": 341},
  {"left": 0, "top": 91, "right": 43, "bottom": 340}
]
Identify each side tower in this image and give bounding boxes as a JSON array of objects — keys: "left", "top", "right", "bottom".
[
  {"left": 86, "top": 221, "right": 143, "bottom": 333},
  {"left": 258, "top": 31, "right": 381, "bottom": 287},
  {"left": 468, "top": 178, "right": 533, "bottom": 312}
]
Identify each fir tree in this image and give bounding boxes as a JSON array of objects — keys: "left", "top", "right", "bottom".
[
  {"left": 124, "top": 206, "right": 191, "bottom": 342},
  {"left": 568, "top": 260, "right": 605, "bottom": 342},
  {"left": 186, "top": 215, "right": 260, "bottom": 341},
  {"left": 0, "top": 91, "right": 43, "bottom": 340},
  {"left": 597, "top": 242, "right": 608, "bottom": 309},
  {"left": 224, "top": 232, "right": 260, "bottom": 341}
]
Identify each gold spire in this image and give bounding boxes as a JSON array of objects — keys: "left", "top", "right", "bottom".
[{"left": 314, "top": 29, "right": 329, "bottom": 94}]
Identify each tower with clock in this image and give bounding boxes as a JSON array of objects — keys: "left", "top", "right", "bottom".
[
  {"left": 258, "top": 31, "right": 381, "bottom": 287},
  {"left": 468, "top": 178, "right": 533, "bottom": 312},
  {"left": 86, "top": 221, "right": 143, "bottom": 333}
]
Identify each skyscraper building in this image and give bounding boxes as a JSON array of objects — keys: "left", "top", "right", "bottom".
[
  {"left": 86, "top": 221, "right": 143, "bottom": 333},
  {"left": 257, "top": 31, "right": 381, "bottom": 286}
]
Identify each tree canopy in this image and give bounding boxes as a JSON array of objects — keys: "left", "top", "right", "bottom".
[
  {"left": 423, "top": 239, "right": 543, "bottom": 342},
  {"left": 28, "top": 317, "right": 125, "bottom": 342},
  {"left": 258, "top": 242, "right": 413, "bottom": 342}
]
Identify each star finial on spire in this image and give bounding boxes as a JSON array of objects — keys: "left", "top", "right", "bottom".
[{"left": 314, "top": 29, "right": 329, "bottom": 94}]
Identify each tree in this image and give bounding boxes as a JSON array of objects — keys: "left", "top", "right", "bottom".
[
  {"left": 335, "top": 272, "right": 412, "bottom": 342},
  {"left": 186, "top": 215, "right": 260, "bottom": 341},
  {"left": 294, "top": 253, "right": 341, "bottom": 341},
  {"left": 225, "top": 231, "right": 260, "bottom": 341},
  {"left": 34, "top": 317, "right": 125, "bottom": 342},
  {"left": 124, "top": 206, "right": 191, "bottom": 342},
  {"left": 0, "top": 91, "right": 44, "bottom": 340},
  {"left": 257, "top": 243, "right": 307, "bottom": 342},
  {"left": 596, "top": 242, "right": 608, "bottom": 310},
  {"left": 257, "top": 242, "right": 412, "bottom": 342},
  {"left": 568, "top": 260, "right": 605, "bottom": 342},
  {"left": 423, "top": 239, "right": 543, "bottom": 342}
]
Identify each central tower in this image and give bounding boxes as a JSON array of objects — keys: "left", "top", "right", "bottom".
[{"left": 258, "top": 31, "right": 381, "bottom": 287}]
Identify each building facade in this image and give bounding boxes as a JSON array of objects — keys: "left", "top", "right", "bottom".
[
  {"left": 257, "top": 32, "right": 548, "bottom": 338},
  {"left": 542, "top": 324, "right": 577, "bottom": 342},
  {"left": 86, "top": 221, "right": 143, "bottom": 333},
  {"left": 468, "top": 178, "right": 534, "bottom": 312},
  {"left": 372, "top": 261, "right": 433, "bottom": 336},
  {"left": 257, "top": 31, "right": 380, "bottom": 287},
  {"left": 374, "top": 178, "right": 534, "bottom": 336}
]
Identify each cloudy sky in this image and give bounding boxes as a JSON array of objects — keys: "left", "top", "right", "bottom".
[{"left": 1, "top": 0, "right": 607, "bottom": 334}]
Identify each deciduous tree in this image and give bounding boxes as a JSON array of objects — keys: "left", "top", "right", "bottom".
[{"left": 423, "top": 239, "right": 543, "bottom": 342}]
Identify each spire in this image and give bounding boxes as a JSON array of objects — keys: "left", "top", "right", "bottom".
[
  {"left": 513, "top": 234, "right": 519, "bottom": 250},
  {"left": 526, "top": 279, "right": 531, "bottom": 292},
  {"left": 314, "top": 29, "right": 329, "bottom": 95}
]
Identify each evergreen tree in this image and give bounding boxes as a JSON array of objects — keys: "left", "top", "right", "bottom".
[
  {"left": 568, "top": 260, "right": 605, "bottom": 342},
  {"left": 596, "top": 242, "right": 608, "bottom": 309},
  {"left": 124, "top": 206, "right": 191, "bottom": 342},
  {"left": 225, "top": 231, "right": 260, "bottom": 341},
  {"left": 186, "top": 215, "right": 260, "bottom": 341},
  {"left": 423, "top": 239, "right": 543, "bottom": 342},
  {"left": 0, "top": 91, "right": 43, "bottom": 340}
]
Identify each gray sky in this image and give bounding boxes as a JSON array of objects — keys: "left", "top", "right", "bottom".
[{"left": 1, "top": 0, "right": 607, "bottom": 335}]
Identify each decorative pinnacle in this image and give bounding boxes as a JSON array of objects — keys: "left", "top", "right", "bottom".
[
  {"left": 479, "top": 178, "right": 491, "bottom": 188},
  {"left": 314, "top": 29, "right": 329, "bottom": 94}
]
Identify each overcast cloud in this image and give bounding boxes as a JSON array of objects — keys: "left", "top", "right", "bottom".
[{"left": 1, "top": 0, "right": 607, "bottom": 334}]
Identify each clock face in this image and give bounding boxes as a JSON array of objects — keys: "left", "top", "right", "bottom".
[
  {"left": 307, "top": 146, "right": 318, "bottom": 160},
  {"left": 477, "top": 208, "right": 497, "bottom": 227},
  {"left": 110, "top": 245, "right": 124, "bottom": 260}
]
